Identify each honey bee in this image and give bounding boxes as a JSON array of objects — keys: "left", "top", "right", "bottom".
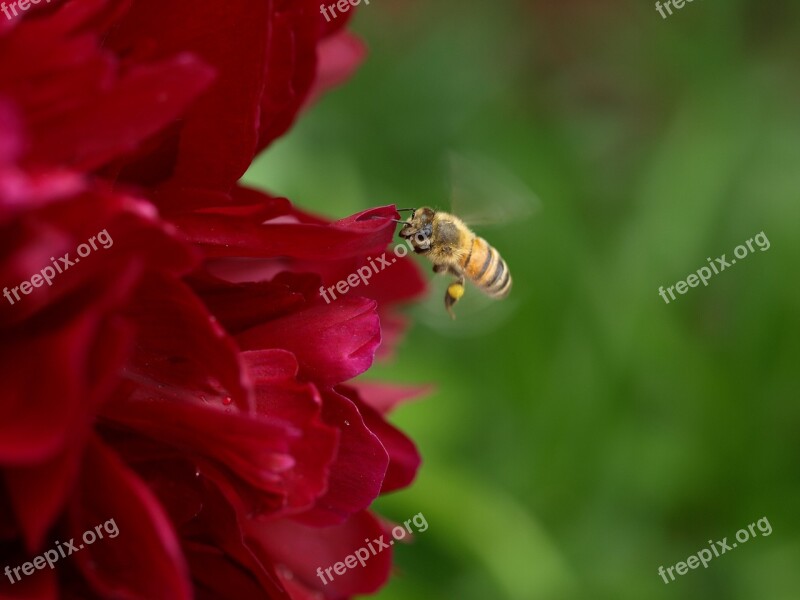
[{"left": 399, "top": 207, "right": 511, "bottom": 318}]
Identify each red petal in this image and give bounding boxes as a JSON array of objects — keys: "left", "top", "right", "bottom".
[
  {"left": 304, "top": 32, "right": 367, "bottom": 109},
  {"left": 237, "top": 298, "right": 381, "bottom": 388},
  {"left": 255, "top": 0, "right": 319, "bottom": 152},
  {"left": 190, "top": 273, "right": 308, "bottom": 335},
  {"left": 247, "top": 511, "right": 392, "bottom": 598},
  {"left": 243, "top": 349, "right": 340, "bottom": 514},
  {"left": 337, "top": 386, "right": 421, "bottom": 494},
  {"left": 184, "top": 543, "right": 289, "bottom": 600},
  {"left": 171, "top": 201, "right": 400, "bottom": 260},
  {"left": 105, "top": 0, "right": 271, "bottom": 191},
  {"left": 68, "top": 438, "right": 191, "bottom": 600},
  {"left": 0, "top": 1, "right": 215, "bottom": 173},
  {"left": 104, "top": 400, "right": 296, "bottom": 503},
  {"left": 0, "top": 279, "right": 132, "bottom": 465},
  {"left": 182, "top": 485, "right": 292, "bottom": 599},
  {"left": 5, "top": 439, "right": 85, "bottom": 555},
  {"left": 27, "top": 57, "right": 215, "bottom": 172},
  {"left": 0, "top": 565, "right": 56, "bottom": 599},
  {"left": 121, "top": 274, "right": 252, "bottom": 411},
  {"left": 295, "top": 389, "right": 388, "bottom": 526},
  {"left": 0, "top": 100, "right": 22, "bottom": 165},
  {"left": 349, "top": 381, "right": 432, "bottom": 414},
  {"left": 298, "top": 246, "right": 427, "bottom": 307}
]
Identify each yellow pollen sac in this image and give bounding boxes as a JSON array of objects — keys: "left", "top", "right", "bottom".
[{"left": 447, "top": 283, "right": 465, "bottom": 300}]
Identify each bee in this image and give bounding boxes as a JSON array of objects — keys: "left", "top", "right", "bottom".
[{"left": 399, "top": 207, "right": 511, "bottom": 319}]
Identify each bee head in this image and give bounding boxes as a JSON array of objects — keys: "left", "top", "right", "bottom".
[{"left": 399, "top": 207, "right": 434, "bottom": 252}]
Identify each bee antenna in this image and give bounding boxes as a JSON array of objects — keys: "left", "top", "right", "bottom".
[
  {"left": 367, "top": 216, "right": 408, "bottom": 224},
  {"left": 395, "top": 208, "right": 416, "bottom": 213}
]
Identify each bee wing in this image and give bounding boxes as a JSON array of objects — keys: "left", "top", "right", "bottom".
[
  {"left": 411, "top": 272, "right": 527, "bottom": 337},
  {"left": 446, "top": 152, "right": 541, "bottom": 227}
]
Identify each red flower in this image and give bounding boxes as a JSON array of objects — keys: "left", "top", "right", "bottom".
[{"left": 0, "top": 1, "right": 427, "bottom": 598}]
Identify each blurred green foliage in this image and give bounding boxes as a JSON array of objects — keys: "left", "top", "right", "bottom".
[{"left": 244, "top": 0, "right": 800, "bottom": 597}]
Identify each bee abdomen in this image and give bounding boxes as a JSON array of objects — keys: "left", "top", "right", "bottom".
[
  {"left": 462, "top": 237, "right": 512, "bottom": 298},
  {"left": 485, "top": 252, "right": 512, "bottom": 298}
]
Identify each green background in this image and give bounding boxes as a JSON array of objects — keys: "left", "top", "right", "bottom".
[{"left": 244, "top": 1, "right": 800, "bottom": 598}]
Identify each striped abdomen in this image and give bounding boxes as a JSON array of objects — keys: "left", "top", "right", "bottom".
[{"left": 460, "top": 236, "right": 512, "bottom": 298}]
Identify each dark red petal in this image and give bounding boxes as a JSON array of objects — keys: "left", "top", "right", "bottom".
[
  {"left": 237, "top": 298, "right": 381, "bottom": 388},
  {"left": 304, "top": 31, "right": 367, "bottom": 109},
  {"left": 106, "top": 0, "right": 272, "bottom": 191},
  {"left": 0, "top": 187, "right": 196, "bottom": 328},
  {"left": 0, "top": 564, "right": 56, "bottom": 599},
  {"left": 104, "top": 383, "right": 338, "bottom": 519},
  {"left": 0, "top": 169, "right": 84, "bottom": 222},
  {"left": 0, "top": 278, "right": 132, "bottom": 465},
  {"left": 190, "top": 273, "right": 308, "bottom": 335},
  {"left": 68, "top": 437, "right": 191, "bottom": 600},
  {"left": 185, "top": 543, "right": 286, "bottom": 600},
  {"left": 243, "top": 349, "right": 339, "bottom": 513},
  {"left": 350, "top": 381, "right": 432, "bottom": 415},
  {"left": 337, "top": 386, "right": 421, "bottom": 494},
  {"left": 255, "top": 0, "right": 319, "bottom": 152},
  {"left": 0, "top": 1, "right": 215, "bottom": 173},
  {"left": 186, "top": 485, "right": 295, "bottom": 599},
  {"left": 247, "top": 511, "right": 392, "bottom": 598},
  {"left": 152, "top": 183, "right": 291, "bottom": 217},
  {"left": 374, "top": 310, "right": 408, "bottom": 360},
  {"left": 121, "top": 274, "right": 253, "bottom": 411},
  {"left": 103, "top": 400, "right": 296, "bottom": 500},
  {"left": 295, "top": 389, "right": 388, "bottom": 526},
  {"left": 0, "top": 99, "right": 22, "bottom": 165},
  {"left": 171, "top": 201, "right": 400, "bottom": 260},
  {"left": 4, "top": 442, "right": 84, "bottom": 557},
  {"left": 300, "top": 246, "right": 427, "bottom": 307},
  {"left": 27, "top": 57, "right": 215, "bottom": 172},
  {"left": 102, "top": 445, "right": 204, "bottom": 530},
  {"left": 0, "top": 0, "right": 111, "bottom": 83}
]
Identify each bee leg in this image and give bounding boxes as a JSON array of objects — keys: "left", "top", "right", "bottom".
[
  {"left": 432, "top": 265, "right": 448, "bottom": 274},
  {"left": 444, "top": 274, "right": 465, "bottom": 319}
]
